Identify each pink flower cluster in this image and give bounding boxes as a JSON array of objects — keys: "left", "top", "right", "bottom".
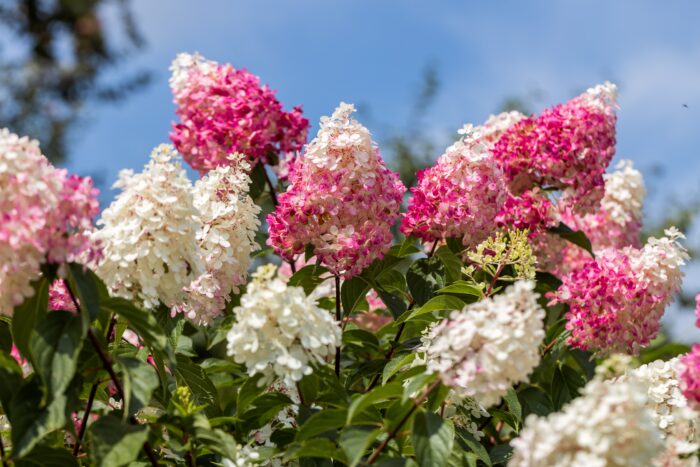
[
  {"left": 267, "top": 103, "right": 405, "bottom": 278},
  {"left": 401, "top": 126, "right": 509, "bottom": 248},
  {"left": 492, "top": 83, "right": 617, "bottom": 215},
  {"left": 48, "top": 280, "right": 77, "bottom": 312},
  {"left": 695, "top": 293, "right": 700, "bottom": 328},
  {"left": 495, "top": 188, "right": 558, "bottom": 234},
  {"left": 548, "top": 229, "right": 687, "bottom": 354},
  {"left": 678, "top": 345, "right": 700, "bottom": 411},
  {"left": 170, "top": 53, "right": 308, "bottom": 174},
  {"left": 0, "top": 128, "right": 99, "bottom": 315}
]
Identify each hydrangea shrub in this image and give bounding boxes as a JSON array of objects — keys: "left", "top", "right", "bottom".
[{"left": 0, "top": 57, "right": 698, "bottom": 467}]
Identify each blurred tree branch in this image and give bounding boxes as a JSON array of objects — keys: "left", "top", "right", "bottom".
[{"left": 0, "top": 0, "right": 150, "bottom": 162}]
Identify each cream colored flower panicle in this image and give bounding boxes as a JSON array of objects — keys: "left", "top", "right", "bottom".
[
  {"left": 226, "top": 267, "right": 341, "bottom": 386},
  {"left": 601, "top": 159, "right": 646, "bottom": 226},
  {"left": 94, "top": 144, "right": 203, "bottom": 309},
  {"left": 422, "top": 281, "right": 545, "bottom": 407},
  {"left": 175, "top": 155, "right": 261, "bottom": 324},
  {"left": 509, "top": 378, "right": 664, "bottom": 467},
  {"left": 620, "top": 359, "right": 700, "bottom": 466}
]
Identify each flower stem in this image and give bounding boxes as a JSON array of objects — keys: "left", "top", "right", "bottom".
[
  {"left": 73, "top": 315, "right": 117, "bottom": 456},
  {"left": 335, "top": 275, "right": 342, "bottom": 377},
  {"left": 366, "top": 379, "right": 441, "bottom": 464}
]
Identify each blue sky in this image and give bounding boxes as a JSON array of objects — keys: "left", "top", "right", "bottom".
[{"left": 59, "top": 0, "right": 700, "bottom": 339}]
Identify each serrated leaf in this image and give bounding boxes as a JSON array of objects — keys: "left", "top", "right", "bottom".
[
  {"left": 412, "top": 411, "right": 454, "bottom": 467},
  {"left": 389, "top": 237, "right": 421, "bottom": 257},
  {"left": 30, "top": 310, "right": 83, "bottom": 395},
  {"left": 118, "top": 357, "right": 159, "bottom": 417},
  {"left": 456, "top": 428, "right": 492, "bottom": 467},
  {"left": 504, "top": 387, "right": 522, "bottom": 426},
  {"left": 552, "top": 364, "right": 585, "bottom": 410},
  {"left": 175, "top": 355, "right": 219, "bottom": 416},
  {"left": 102, "top": 297, "right": 171, "bottom": 361},
  {"left": 88, "top": 414, "right": 149, "bottom": 467},
  {"left": 489, "top": 443, "right": 514, "bottom": 465},
  {"left": 437, "top": 281, "right": 483, "bottom": 297},
  {"left": 65, "top": 263, "right": 101, "bottom": 332},
  {"left": 517, "top": 386, "right": 553, "bottom": 418},
  {"left": 383, "top": 353, "right": 417, "bottom": 385}
]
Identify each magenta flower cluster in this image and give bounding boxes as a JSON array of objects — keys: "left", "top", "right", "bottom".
[
  {"left": 401, "top": 128, "right": 508, "bottom": 247},
  {"left": 548, "top": 229, "right": 687, "bottom": 354},
  {"left": 170, "top": 53, "right": 308, "bottom": 174},
  {"left": 0, "top": 128, "right": 99, "bottom": 314},
  {"left": 492, "top": 83, "right": 617, "bottom": 215},
  {"left": 267, "top": 103, "right": 405, "bottom": 278},
  {"left": 678, "top": 344, "right": 700, "bottom": 412}
]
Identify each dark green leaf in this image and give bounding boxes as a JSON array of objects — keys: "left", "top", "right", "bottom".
[
  {"left": 396, "top": 295, "right": 465, "bottom": 324},
  {"left": 175, "top": 355, "right": 219, "bottom": 415},
  {"left": 102, "top": 297, "right": 171, "bottom": 359},
  {"left": 65, "top": 263, "right": 102, "bottom": 332},
  {"left": 347, "top": 382, "right": 403, "bottom": 424},
  {"left": 249, "top": 161, "right": 268, "bottom": 200},
  {"left": 504, "top": 387, "right": 522, "bottom": 426},
  {"left": 434, "top": 246, "right": 462, "bottom": 284},
  {"left": 12, "top": 276, "right": 50, "bottom": 359},
  {"left": 339, "top": 426, "right": 381, "bottom": 467},
  {"left": 456, "top": 428, "right": 492, "bottom": 467},
  {"left": 412, "top": 411, "right": 454, "bottom": 467},
  {"left": 296, "top": 408, "right": 347, "bottom": 441},
  {"left": 489, "top": 443, "right": 514, "bottom": 465},
  {"left": 548, "top": 222, "right": 594, "bottom": 257},
  {"left": 552, "top": 365, "right": 585, "bottom": 410},
  {"left": 341, "top": 276, "right": 371, "bottom": 317},
  {"left": 284, "top": 438, "right": 346, "bottom": 463},
  {"left": 0, "top": 351, "right": 22, "bottom": 415},
  {"left": 88, "top": 414, "right": 149, "bottom": 467},
  {"left": 406, "top": 257, "right": 445, "bottom": 306},
  {"left": 518, "top": 386, "right": 553, "bottom": 418},
  {"left": 436, "top": 281, "right": 483, "bottom": 297},
  {"left": 0, "top": 320, "right": 11, "bottom": 353},
  {"left": 15, "top": 445, "right": 79, "bottom": 467},
  {"left": 31, "top": 310, "right": 83, "bottom": 395},
  {"left": 389, "top": 237, "right": 421, "bottom": 258},
  {"left": 118, "top": 357, "right": 159, "bottom": 417},
  {"left": 382, "top": 353, "right": 417, "bottom": 385},
  {"left": 288, "top": 264, "right": 330, "bottom": 295}
]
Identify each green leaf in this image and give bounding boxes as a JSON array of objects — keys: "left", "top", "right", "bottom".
[
  {"left": 396, "top": 295, "right": 466, "bottom": 324},
  {"left": 412, "top": 411, "right": 454, "bottom": 467},
  {"left": 175, "top": 355, "right": 219, "bottom": 415},
  {"left": 12, "top": 276, "right": 50, "bottom": 359},
  {"left": 347, "top": 382, "right": 403, "bottom": 424},
  {"left": 504, "top": 387, "right": 522, "bottom": 426},
  {"left": 284, "top": 438, "right": 346, "bottom": 463},
  {"left": 343, "top": 329, "right": 380, "bottom": 349},
  {"left": 434, "top": 246, "right": 462, "bottom": 284},
  {"left": 456, "top": 428, "right": 492, "bottom": 467},
  {"left": 249, "top": 161, "right": 268, "bottom": 200},
  {"left": 296, "top": 408, "right": 347, "bottom": 441},
  {"left": 118, "top": 357, "right": 159, "bottom": 417},
  {"left": 389, "top": 237, "right": 421, "bottom": 258},
  {"left": 0, "top": 351, "right": 22, "bottom": 415},
  {"left": 339, "top": 426, "right": 381, "bottom": 467},
  {"left": 552, "top": 364, "right": 585, "bottom": 410},
  {"left": 88, "top": 414, "right": 149, "bottom": 467},
  {"left": 341, "top": 276, "right": 371, "bottom": 317},
  {"left": 0, "top": 320, "right": 12, "bottom": 353},
  {"left": 436, "top": 281, "right": 483, "bottom": 297},
  {"left": 288, "top": 264, "right": 329, "bottom": 295},
  {"left": 382, "top": 353, "right": 417, "bottom": 385},
  {"left": 548, "top": 222, "right": 594, "bottom": 257},
  {"left": 65, "top": 263, "right": 102, "bottom": 332},
  {"left": 102, "top": 297, "right": 170, "bottom": 358},
  {"left": 406, "top": 257, "right": 446, "bottom": 306},
  {"left": 10, "top": 378, "right": 73, "bottom": 458},
  {"left": 15, "top": 445, "right": 79, "bottom": 467},
  {"left": 237, "top": 374, "right": 266, "bottom": 414},
  {"left": 31, "top": 310, "right": 83, "bottom": 395},
  {"left": 518, "top": 386, "right": 553, "bottom": 418},
  {"left": 489, "top": 443, "right": 514, "bottom": 465}
]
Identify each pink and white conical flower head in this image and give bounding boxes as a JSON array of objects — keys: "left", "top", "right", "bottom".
[{"left": 267, "top": 103, "right": 405, "bottom": 278}]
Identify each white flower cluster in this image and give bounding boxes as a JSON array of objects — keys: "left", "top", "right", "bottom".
[
  {"left": 578, "top": 80, "right": 618, "bottom": 111},
  {"left": 601, "top": 160, "right": 646, "bottom": 226},
  {"left": 169, "top": 52, "right": 218, "bottom": 96},
  {"left": 422, "top": 281, "right": 545, "bottom": 407},
  {"left": 628, "top": 227, "right": 688, "bottom": 298},
  {"left": 622, "top": 359, "right": 699, "bottom": 466},
  {"left": 226, "top": 269, "right": 341, "bottom": 386},
  {"left": 509, "top": 378, "right": 664, "bottom": 467},
  {"left": 95, "top": 146, "right": 258, "bottom": 323},
  {"left": 94, "top": 144, "right": 202, "bottom": 310},
  {"left": 176, "top": 157, "right": 260, "bottom": 324}
]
